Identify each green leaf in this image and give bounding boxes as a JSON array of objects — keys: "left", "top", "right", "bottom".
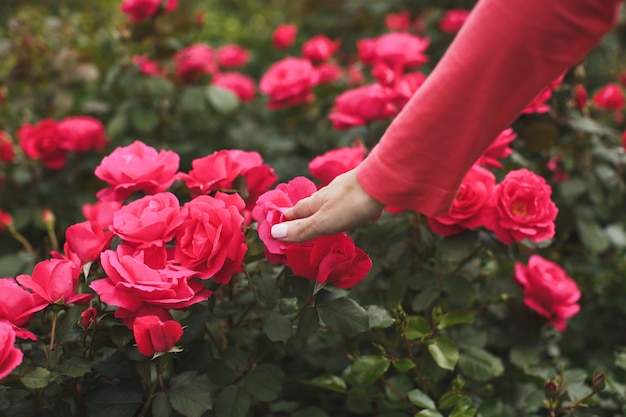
[
  {"left": 558, "top": 178, "right": 588, "bottom": 201},
  {"left": 458, "top": 347, "right": 504, "bottom": 381},
  {"left": 84, "top": 384, "right": 143, "bottom": 417},
  {"left": 576, "top": 216, "right": 610, "bottom": 254},
  {"left": 437, "top": 311, "right": 475, "bottom": 330},
  {"left": 181, "top": 86, "right": 208, "bottom": 113},
  {"left": 437, "top": 232, "right": 478, "bottom": 263},
  {"left": 407, "top": 388, "right": 437, "bottom": 410},
  {"left": 345, "top": 355, "right": 391, "bottom": 386},
  {"left": 145, "top": 77, "right": 173, "bottom": 100},
  {"left": 263, "top": 311, "right": 292, "bottom": 343},
  {"left": 293, "top": 307, "right": 319, "bottom": 346},
  {"left": 59, "top": 357, "right": 92, "bottom": 378},
  {"left": 309, "top": 374, "right": 347, "bottom": 393},
  {"left": 292, "top": 406, "right": 329, "bottom": 417},
  {"left": 0, "top": 253, "right": 33, "bottom": 277},
  {"left": 450, "top": 407, "right": 477, "bottom": 417},
  {"left": 20, "top": 367, "right": 53, "bottom": 389},
  {"left": 415, "top": 410, "right": 444, "bottom": 417},
  {"left": 317, "top": 297, "right": 369, "bottom": 336},
  {"left": 106, "top": 113, "right": 127, "bottom": 138},
  {"left": 252, "top": 273, "right": 279, "bottom": 309},
  {"left": 152, "top": 393, "right": 172, "bottom": 417},
  {"left": 168, "top": 377, "right": 213, "bottom": 417},
  {"left": 345, "top": 396, "right": 373, "bottom": 414},
  {"left": 132, "top": 107, "right": 159, "bottom": 133},
  {"left": 367, "top": 305, "right": 395, "bottom": 328},
  {"left": 411, "top": 287, "right": 440, "bottom": 312},
  {"left": 392, "top": 358, "right": 416, "bottom": 373},
  {"left": 110, "top": 325, "right": 133, "bottom": 348},
  {"left": 215, "top": 385, "right": 251, "bottom": 417},
  {"left": 206, "top": 85, "right": 240, "bottom": 114},
  {"left": 509, "top": 344, "right": 541, "bottom": 368},
  {"left": 243, "top": 364, "right": 285, "bottom": 402},
  {"left": 405, "top": 316, "right": 430, "bottom": 340},
  {"left": 428, "top": 336, "right": 459, "bottom": 371},
  {"left": 384, "top": 375, "right": 412, "bottom": 402}
]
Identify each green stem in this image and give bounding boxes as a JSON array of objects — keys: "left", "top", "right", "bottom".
[{"left": 49, "top": 310, "right": 58, "bottom": 352}]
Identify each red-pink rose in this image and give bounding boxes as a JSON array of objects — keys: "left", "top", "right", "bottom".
[
  {"left": 439, "top": 9, "right": 470, "bottom": 34},
  {"left": 259, "top": 57, "right": 319, "bottom": 110},
  {"left": 393, "top": 72, "right": 427, "bottom": 109},
  {"left": 385, "top": 10, "right": 411, "bottom": 32},
  {"left": 285, "top": 234, "right": 372, "bottom": 289},
  {"left": 110, "top": 192, "right": 183, "bottom": 248},
  {"left": 476, "top": 128, "right": 517, "bottom": 169},
  {"left": 133, "top": 315, "right": 183, "bottom": 356},
  {"left": 82, "top": 200, "right": 123, "bottom": 230},
  {"left": 0, "top": 322, "right": 23, "bottom": 381},
  {"left": 574, "top": 84, "right": 588, "bottom": 109},
  {"left": 174, "top": 193, "right": 247, "bottom": 284},
  {"left": 17, "top": 119, "right": 68, "bottom": 170},
  {"left": 65, "top": 220, "right": 114, "bottom": 267},
  {"left": 120, "top": 0, "right": 178, "bottom": 23},
  {"left": 514, "top": 255, "right": 580, "bottom": 331},
  {"left": 357, "top": 38, "right": 378, "bottom": 65},
  {"left": 328, "top": 84, "right": 397, "bottom": 130},
  {"left": 58, "top": 116, "right": 108, "bottom": 153},
  {"left": 309, "top": 143, "right": 366, "bottom": 186},
  {"left": 272, "top": 24, "right": 297, "bottom": 49},
  {"left": 521, "top": 85, "right": 552, "bottom": 114},
  {"left": 483, "top": 168, "right": 558, "bottom": 245},
  {"left": 0, "top": 132, "right": 14, "bottom": 163},
  {"left": 17, "top": 259, "right": 91, "bottom": 305},
  {"left": 251, "top": 177, "right": 318, "bottom": 263},
  {"left": 428, "top": 164, "right": 495, "bottom": 237},
  {"left": 316, "top": 63, "right": 342, "bottom": 85},
  {"left": 132, "top": 54, "right": 163, "bottom": 77},
  {"left": 212, "top": 73, "right": 256, "bottom": 102},
  {"left": 0, "top": 278, "right": 47, "bottom": 340},
  {"left": 174, "top": 44, "right": 218, "bottom": 83},
  {"left": 373, "top": 33, "right": 429, "bottom": 69},
  {"left": 592, "top": 83, "right": 625, "bottom": 111},
  {"left": 80, "top": 307, "right": 98, "bottom": 329},
  {"left": 301, "top": 35, "right": 340, "bottom": 63},
  {"left": 216, "top": 44, "right": 250, "bottom": 68},
  {"left": 94, "top": 140, "right": 180, "bottom": 202}
]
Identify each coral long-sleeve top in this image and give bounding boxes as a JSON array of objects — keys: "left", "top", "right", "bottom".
[{"left": 356, "top": 0, "right": 621, "bottom": 217}]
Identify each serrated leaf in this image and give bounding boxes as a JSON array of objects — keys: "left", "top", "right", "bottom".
[
  {"left": 243, "top": 363, "right": 285, "bottom": 402},
  {"left": 263, "top": 311, "right": 292, "bottom": 343},
  {"left": 252, "top": 273, "right": 279, "bottom": 309},
  {"left": 206, "top": 85, "right": 240, "bottom": 114},
  {"left": 215, "top": 385, "right": 251, "bottom": 417},
  {"left": 428, "top": 336, "right": 459, "bottom": 371},
  {"left": 317, "top": 297, "right": 369, "bottom": 336},
  {"left": 293, "top": 307, "right": 319, "bottom": 346},
  {"left": 407, "top": 388, "right": 437, "bottom": 410},
  {"left": 309, "top": 374, "right": 347, "bottom": 393},
  {"left": 346, "top": 355, "right": 390, "bottom": 386},
  {"left": 168, "top": 380, "right": 213, "bottom": 417},
  {"left": 405, "top": 316, "right": 430, "bottom": 340},
  {"left": 20, "top": 367, "right": 53, "bottom": 389},
  {"left": 84, "top": 385, "right": 143, "bottom": 417},
  {"left": 458, "top": 347, "right": 504, "bottom": 381},
  {"left": 59, "top": 357, "right": 92, "bottom": 378},
  {"left": 367, "top": 305, "right": 394, "bottom": 328}
]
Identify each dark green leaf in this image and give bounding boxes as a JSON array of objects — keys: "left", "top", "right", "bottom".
[
  {"left": 152, "top": 393, "right": 172, "bottom": 417},
  {"left": 392, "top": 358, "right": 416, "bottom": 373},
  {"left": 59, "top": 357, "right": 92, "bottom": 378},
  {"left": 20, "top": 367, "right": 53, "bottom": 389},
  {"left": 411, "top": 287, "right": 440, "bottom": 312},
  {"left": 428, "top": 336, "right": 459, "bottom": 371},
  {"left": 405, "top": 316, "right": 430, "bottom": 340},
  {"left": 317, "top": 297, "right": 369, "bottom": 336},
  {"left": 509, "top": 344, "right": 541, "bottom": 368},
  {"left": 367, "top": 305, "right": 395, "bottom": 328},
  {"left": 458, "top": 347, "right": 504, "bottom": 381},
  {"left": 437, "top": 232, "right": 478, "bottom": 263},
  {"left": 243, "top": 363, "right": 284, "bottom": 402},
  {"left": 293, "top": 307, "right": 319, "bottom": 346},
  {"left": 106, "top": 113, "right": 127, "bottom": 138},
  {"left": 309, "top": 374, "right": 347, "bottom": 393},
  {"left": 345, "top": 355, "right": 391, "bottom": 386},
  {"left": 131, "top": 107, "right": 159, "bottom": 133},
  {"left": 215, "top": 385, "right": 251, "bottom": 417},
  {"left": 576, "top": 216, "right": 610, "bottom": 254},
  {"left": 206, "top": 85, "right": 240, "bottom": 114},
  {"left": 168, "top": 379, "right": 213, "bottom": 417},
  {"left": 263, "top": 311, "right": 292, "bottom": 343},
  {"left": 407, "top": 388, "right": 437, "bottom": 410},
  {"left": 84, "top": 384, "right": 143, "bottom": 417},
  {"left": 345, "top": 396, "right": 373, "bottom": 414},
  {"left": 384, "top": 375, "right": 412, "bottom": 402},
  {"left": 292, "top": 406, "right": 329, "bottom": 417},
  {"left": 252, "top": 273, "right": 279, "bottom": 309},
  {"left": 145, "top": 77, "right": 173, "bottom": 99},
  {"left": 181, "top": 86, "right": 208, "bottom": 113},
  {"left": 437, "top": 311, "right": 475, "bottom": 330}
]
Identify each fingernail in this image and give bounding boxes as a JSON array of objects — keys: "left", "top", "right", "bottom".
[{"left": 271, "top": 223, "right": 288, "bottom": 239}]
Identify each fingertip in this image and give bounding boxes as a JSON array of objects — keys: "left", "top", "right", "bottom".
[{"left": 271, "top": 223, "right": 288, "bottom": 239}]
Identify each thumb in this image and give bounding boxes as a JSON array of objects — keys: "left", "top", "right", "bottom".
[{"left": 271, "top": 216, "right": 322, "bottom": 243}]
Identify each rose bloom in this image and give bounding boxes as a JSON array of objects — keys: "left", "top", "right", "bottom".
[
  {"left": 109, "top": 192, "right": 183, "bottom": 248},
  {"left": 393, "top": 72, "right": 427, "bottom": 109},
  {"left": 476, "top": 128, "right": 517, "bottom": 169},
  {"left": 174, "top": 44, "right": 218, "bottom": 83},
  {"left": 439, "top": 9, "right": 471, "bottom": 34},
  {"left": 0, "top": 132, "right": 14, "bottom": 163},
  {"left": 251, "top": 176, "right": 318, "bottom": 263},
  {"left": 80, "top": 307, "right": 98, "bottom": 329},
  {"left": 133, "top": 315, "right": 183, "bottom": 356},
  {"left": 483, "top": 168, "right": 558, "bottom": 245},
  {"left": 346, "top": 64, "right": 364, "bottom": 86},
  {"left": 0, "top": 210, "right": 11, "bottom": 232},
  {"left": 328, "top": 84, "right": 397, "bottom": 130},
  {"left": 428, "top": 164, "right": 496, "bottom": 237},
  {"left": 0, "top": 278, "right": 47, "bottom": 340},
  {"left": 176, "top": 149, "right": 277, "bottom": 207},
  {"left": 94, "top": 140, "right": 180, "bottom": 202},
  {"left": 592, "top": 83, "right": 625, "bottom": 111},
  {"left": 216, "top": 44, "right": 250, "bottom": 68},
  {"left": 132, "top": 54, "right": 163, "bottom": 77},
  {"left": 64, "top": 220, "right": 114, "bottom": 267},
  {"left": 574, "top": 84, "right": 588, "bottom": 109},
  {"left": 357, "top": 38, "right": 379, "bottom": 65},
  {"left": 212, "top": 73, "right": 256, "bottom": 102},
  {"left": 521, "top": 85, "right": 552, "bottom": 114},
  {"left": 272, "top": 24, "right": 297, "bottom": 49},
  {"left": 90, "top": 244, "right": 211, "bottom": 326},
  {"left": 17, "top": 119, "right": 68, "bottom": 170},
  {"left": 372, "top": 62, "right": 397, "bottom": 87},
  {"left": 17, "top": 259, "right": 92, "bottom": 306},
  {"left": 373, "top": 33, "right": 430, "bottom": 69},
  {"left": 285, "top": 234, "right": 372, "bottom": 289},
  {"left": 385, "top": 10, "right": 411, "bottom": 32},
  {"left": 58, "top": 116, "right": 108, "bottom": 153},
  {"left": 308, "top": 142, "right": 366, "bottom": 186},
  {"left": 316, "top": 63, "right": 342, "bottom": 85},
  {"left": 301, "top": 35, "right": 340, "bottom": 63},
  {"left": 82, "top": 200, "right": 123, "bottom": 230},
  {"left": 259, "top": 57, "right": 319, "bottom": 110},
  {"left": 0, "top": 322, "right": 23, "bottom": 381},
  {"left": 120, "top": 0, "right": 178, "bottom": 23},
  {"left": 514, "top": 255, "right": 580, "bottom": 331}
]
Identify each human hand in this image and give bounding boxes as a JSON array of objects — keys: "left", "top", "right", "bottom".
[{"left": 270, "top": 169, "right": 385, "bottom": 243}]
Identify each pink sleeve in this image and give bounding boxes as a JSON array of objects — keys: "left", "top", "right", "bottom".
[{"left": 356, "top": 0, "right": 620, "bottom": 217}]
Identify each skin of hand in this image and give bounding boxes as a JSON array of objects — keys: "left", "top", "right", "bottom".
[{"left": 270, "top": 169, "right": 386, "bottom": 243}]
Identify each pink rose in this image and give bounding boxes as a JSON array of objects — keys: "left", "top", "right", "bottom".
[
  {"left": 216, "top": 45, "right": 250, "bottom": 68},
  {"left": 371, "top": 62, "right": 397, "bottom": 87},
  {"left": 316, "top": 63, "right": 342, "bottom": 85},
  {"left": 373, "top": 33, "right": 429, "bottom": 70},
  {"left": 308, "top": 143, "right": 366, "bottom": 186},
  {"left": 174, "top": 193, "right": 247, "bottom": 284},
  {"left": 0, "top": 278, "right": 47, "bottom": 340},
  {"left": 272, "top": 24, "right": 297, "bottom": 49},
  {"left": 94, "top": 140, "right": 180, "bottom": 202},
  {"left": 132, "top": 54, "right": 163, "bottom": 77},
  {"left": 80, "top": 307, "right": 98, "bottom": 329},
  {"left": 285, "top": 234, "right": 372, "bottom": 289},
  {"left": 120, "top": 0, "right": 178, "bottom": 23},
  {"left": 483, "top": 168, "right": 558, "bottom": 245},
  {"left": 592, "top": 83, "right": 625, "bottom": 111},
  {"left": 212, "top": 73, "right": 256, "bottom": 102},
  {"left": 0, "top": 132, "right": 14, "bottom": 163},
  {"left": 0, "top": 322, "right": 23, "bottom": 381},
  {"left": 385, "top": 10, "right": 411, "bottom": 32},
  {"left": 82, "top": 200, "right": 123, "bottom": 230},
  {"left": 251, "top": 177, "right": 318, "bottom": 263},
  {"left": 476, "top": 128, "right": 517, "bottom": 169},
  {"left": 393, "top": 72, "right": 427, "bottom": 109},
  {"left": 521, "top": 85, "right": 552, "bottom": 114},
  {"left": 64, "top": 220, "right": 114, "bottom": 267},
  {"left": 17, "top": 119, "right": 68, "bottom": 170},
  {"left": 328, "top": 84, "right": 397, "bottom": 130},
  {"left": 301, "top": 35, "right": 340, "bottom": 63},
  {"left": 357, "top": 38, "right": 378, "bottom": 65},
  {"left": 574, "top": 84, "right": 588, "bottom": 109},
  {"left": 428, "top": 164, "right": 495, "bottom": 237},
  {"left": 58, "top": 116, "right": 108, "bottom": 153},
  {"left": 439, "top": 9, "right": 470, "bottom": 34},
  {"left": 260, "top": 57, "right": 319, "bottom": 110},
  {"left": 174, "top": 44, "right": 218, "bottom": 83},
  {"left": 110, "top": 192, "right": 183, "bottom": 248},
  {"left": 133, "top": 315, "right": 183, "bottom": 356},
  {"left": 17, "top": 259, "right": 91, "bottom": 305},
  {"left": 514, "top": 255, "right": 580, "bottom": 331}
]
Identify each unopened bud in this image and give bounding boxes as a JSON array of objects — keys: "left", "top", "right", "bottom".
[
  {"left": 0, "top": 210, "right": 13, "bottom": 232},
  {"left": 592, "top": 372, "right": 606, "bottom": 392},
  {"left": 80, "top": 307, "right": 98, "bottom": 329},
  {"left": 42, "top": 209, "right": 55, "bottom": 226},
  {"left": 543, "top": 381, "right": 558, "bottom": 398}
]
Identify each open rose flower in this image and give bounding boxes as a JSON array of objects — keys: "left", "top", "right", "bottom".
[
  {"left": 259, "top": 57, "right": 319, "bottom": 110},
  {"left": 514, "top": 255, "right": 580, "bottom": 331},
  {"left": 393, "top": 72, "right": 427, "bottom": 109},
  {"left": 0, "top": 278, "right": 47, "bottom": 340},
  {"left": 212, "top": 73, "right": 256, "bottom": 102},
  {"left": 58, "top": 116, "right": 108, "bottom": 153},
  {"left": 17, "top": 259, "right": 91, "bottom": 306},
  {"left": 385, "top": 10, "right": 411, "bottom": 32},
  {"left": 373, "top": 33, "right": 430, "bottom": 70},
  {"left": 132, "top": 54, "right": 163, "bottom": 77},
  {"left": 439, "top": 9, "right": 470, "bottom": 34},
  {"left": 133, "top": 315, "right": 183, "bottom": 357},
  {"left": 82, "top": 200, "right": 123, "bottom": 230},
  {"left": 64, "top": 220, "right": 114, "bottom": 268},
  {"left": 308, "top": 143, "right": 366, "bottom": 186},
  {"left": 428, "top": 164, "right": 495, "bottom": 237},
  {"left": 272, "top": 24, "right": 297, "bottom": 49},
  {"left": 0, "top": 132, "right": 14, "bottom": 163},
  {"left": 476, "top": 128, "right": 517, "bottom": 169},
  {"left": 17, "top": 119, "right": 68, "bottom": 170},
  {"left": 483, "top": 168, "right": 558, "bottom": 245},
  {"left": 174, "top": 44, "right": 218, "bottom": 83},
  {"left": 216, "top": 44, "right": 250, "bottom": 68},
  {"left": 592, "top": 83, "right": 625, "bottom": 111},
  {"left": 0, "top": 322, "right": 23, "bottom": 381},
  {"left": 120, "top": 0, "right": 178, "bottom": 23},
  {"left": 301, "top": 35, "right": 340, "bottom": 63},
  {"left": 329, "top": 84, "right": 397, "bottom": 130},
  {"left": 94, "top": 140, "right": 180, "bottom": 202}
]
